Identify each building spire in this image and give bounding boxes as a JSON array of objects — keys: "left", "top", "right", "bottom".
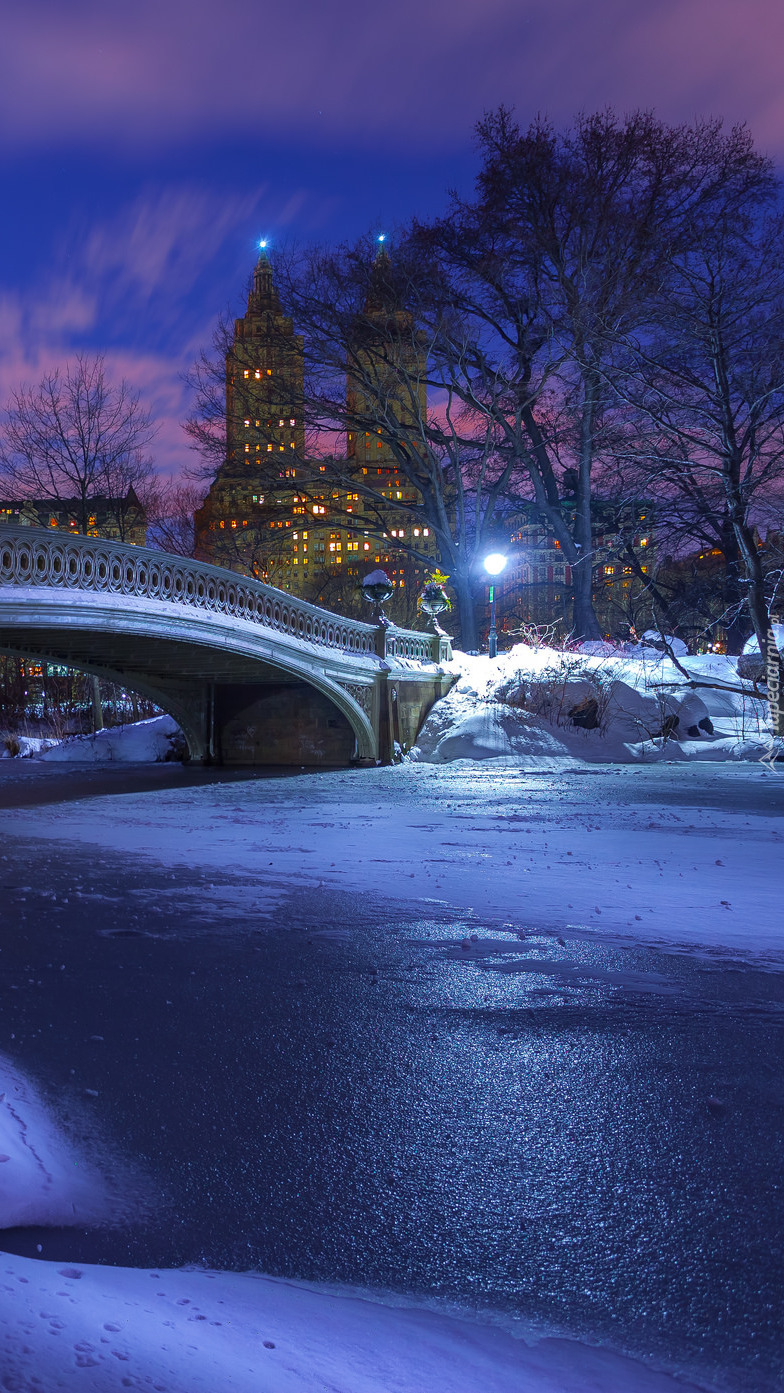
[{"left": 248, "top": 240, "right": 279, "bottom": 314}]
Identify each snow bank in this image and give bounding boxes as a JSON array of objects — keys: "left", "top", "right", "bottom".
[
  {"left": 0, "top": 735, "right": 60, "bottom": 760},
  {"left": 0, "top": 1253, "right": 711, "bottom": 1393},
  {"left": 0, "top": 1056, "right": 129, "bottom": 1229},
  {"left": 742, "top": 622, "right": 784, "bottom": 654},
  {"left": 38, "top": 714, "right": 185, "bottom": 764},
  {"left": 409, "top": 646, "right": 777, "bottom": 765}
]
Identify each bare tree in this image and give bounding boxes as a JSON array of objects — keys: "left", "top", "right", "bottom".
[
  {"left": 0, "top": 354, "right": 158, "bottom": 537},
  {"left": 613, "top": 207, "right": 784, "bottom": 682},
  {"left": 144, "top": 478, "right": 205, "bottom": 557},
  {"left": 410, "top": 110, "right": 775, "bottom": 640}
]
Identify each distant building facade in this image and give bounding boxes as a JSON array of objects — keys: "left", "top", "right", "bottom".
[
  {"left": 194, "top": 250, "right": 438, "bottom": 620},
  {"left": 495, "top": 501, "right": 654, "bottom": 639},
  {"left": 0, "top": 489, "right": 147, "bottom": 546}
]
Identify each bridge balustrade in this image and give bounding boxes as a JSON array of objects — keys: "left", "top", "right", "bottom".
[{"left": 0, "top": 527, "right": 450, "bottom": 665}]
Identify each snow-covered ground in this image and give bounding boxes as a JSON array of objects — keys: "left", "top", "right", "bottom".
[
  {"left": 0, "top": 1250, "right": 708, "bottom": 1393},
  {"left": 38, "top": 715, "right": 183, "bottom": 764},
  {"left": 410, "top": 645, "right": 779, "bottom": 766},
  {"left": 0, "top": 1058, "right": 129, "bottom": 1230}
]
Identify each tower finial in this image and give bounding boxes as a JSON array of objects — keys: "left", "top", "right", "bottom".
[{"left": 251, "top": 240, "right": 275, "bottom": 306}]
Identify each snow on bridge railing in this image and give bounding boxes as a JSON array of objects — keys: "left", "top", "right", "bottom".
[{"left": 0, "top": 527, "right": 450, "bottom": 665}]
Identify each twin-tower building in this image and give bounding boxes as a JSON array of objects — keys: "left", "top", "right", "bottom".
[{"left": 194, "top": 248, "right": 438, "bottom": 616}]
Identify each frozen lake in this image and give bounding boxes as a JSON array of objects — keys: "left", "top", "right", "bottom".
[{"left": 0, "top": 761, "right": 782, "bottom": 1392}]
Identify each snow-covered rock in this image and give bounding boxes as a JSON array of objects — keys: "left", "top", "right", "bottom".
[
  {"left": 0, "top": 734, "right": 60, "bottom": 759},
  {"left": 640, "top": 630, "right": 689, "bottom": 656},
  {"left": 410, "top": 645, "right": 773, "bottom": 765},
  {"left": 38, "top": 714, "right": 185, "bottom": 764},
  {"left": 742, "top": 622, "right": 784, "bottom": 654}
]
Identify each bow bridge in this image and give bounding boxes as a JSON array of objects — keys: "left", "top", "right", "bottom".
[{"left": 0, "top": 528, "right": 453, "bottom": 765}]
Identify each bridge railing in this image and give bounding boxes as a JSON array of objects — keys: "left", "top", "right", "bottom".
[{"left": 0, "top": 526, "right": 451, "bottom": 665}]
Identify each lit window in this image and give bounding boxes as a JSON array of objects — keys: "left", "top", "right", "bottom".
[
  {"left": 244, "top": 419, "right": 250, "bottom": 427},
  {"left": 640, "top": 537, "right": 649, "bottom": 547},
  {"left": 244, "top": 370, "right": 249, "bottom": 378},
  {"left": 254, "top": 370, "right": 261, "bottom": 379},
  {"left": 414, "top": 528, "right": 420, "bottom": 536},
  {"left": 279, "top": 419, "right": 284, "bottom": 427},
  {"left": 289, "top": 418, "right": 295, "bottom": 426},
  {"left": 245, "top": 444, "right": 250, "bottom": 453},
  {"left": 423, "top": 528, "right": 429, "bottom": 536},
  {"left": 231, "top": 520, "right": 237, "bottom": 529},
  {"left": 267, "top": 444, "right": 273, "bottom": 452}
]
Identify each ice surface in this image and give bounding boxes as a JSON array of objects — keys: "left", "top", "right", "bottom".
[{"left": 4, "top": 761, "right": 782, "bottom": 958}]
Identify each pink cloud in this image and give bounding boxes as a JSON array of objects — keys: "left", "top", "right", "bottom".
[{"left": 2, "top": 0, "right": 783, "bottom": 155}]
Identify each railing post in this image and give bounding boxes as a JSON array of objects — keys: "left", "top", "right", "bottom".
[{"left": 374, "top": 624, "right": 389, "bottom": 659}]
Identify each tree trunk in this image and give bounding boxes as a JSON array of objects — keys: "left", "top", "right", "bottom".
[
  {"left": 453, "top": 571, "right": 479, "bottom": 652},
  {"left": 571, "top": 554, "right": 602, "bottom": 641},
  {"left": 720, "top": 519, "right": 746, "bottom": 654},
  {"left": 732, "top": 512, "right": 784, "bottom": 728}
]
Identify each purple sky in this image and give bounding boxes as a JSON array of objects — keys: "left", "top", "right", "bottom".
[{"left": 1, "top": 0, "right": 781, "bottom": 480}]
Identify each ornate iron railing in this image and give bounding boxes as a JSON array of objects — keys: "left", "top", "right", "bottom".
[{"left": 0, "top": 527, "right": 450, "bottom": 664}]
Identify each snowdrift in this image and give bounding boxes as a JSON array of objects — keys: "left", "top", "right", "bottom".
[
  {"left": 0, "top": 1252, "right": 710, "bottom": 1393},
  {"left": 37, "top": 714, "right": 185, "bottom": 764},
  {"left": 410, "top": 645, "right": 778, "bottom": 765},
  {"left": 0, "top": 1055, "right": 134, "bottom": 1229}
]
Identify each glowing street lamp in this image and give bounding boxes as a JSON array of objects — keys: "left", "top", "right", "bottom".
[{"left": 483, "top": 553, "right": 507, "bottom": 658}]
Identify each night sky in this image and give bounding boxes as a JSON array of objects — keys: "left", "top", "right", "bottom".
[{"left": 1, "top": 0, "right": 782, "bottom": 478}]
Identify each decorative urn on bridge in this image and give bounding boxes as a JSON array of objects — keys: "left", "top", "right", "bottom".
[
  {"left": 361, "top": 568, "right": 395, "bottom": 628},
  {"left": 417, "top": 573, "right": 452, "bottom": 637}
]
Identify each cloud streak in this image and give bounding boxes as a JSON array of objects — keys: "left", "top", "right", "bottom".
[
  {"left": 0, "top": 185, "right": 276, "bottom": 480},
  {"left": 2, "top": 0, "right": 784, "bottom": 156}
]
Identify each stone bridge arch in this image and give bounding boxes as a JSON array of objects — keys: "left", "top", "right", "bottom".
[{"left": 0, "top": 529, "right": 451, "bottom": 766}]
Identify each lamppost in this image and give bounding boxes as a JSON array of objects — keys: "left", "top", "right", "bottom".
[{"left": 483, "top": 553, "right": 508, "bottom": 658}]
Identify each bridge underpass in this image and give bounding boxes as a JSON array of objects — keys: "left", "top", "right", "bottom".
[{"left": 0, "top": 529, "right": 454, "bottom": 766}]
